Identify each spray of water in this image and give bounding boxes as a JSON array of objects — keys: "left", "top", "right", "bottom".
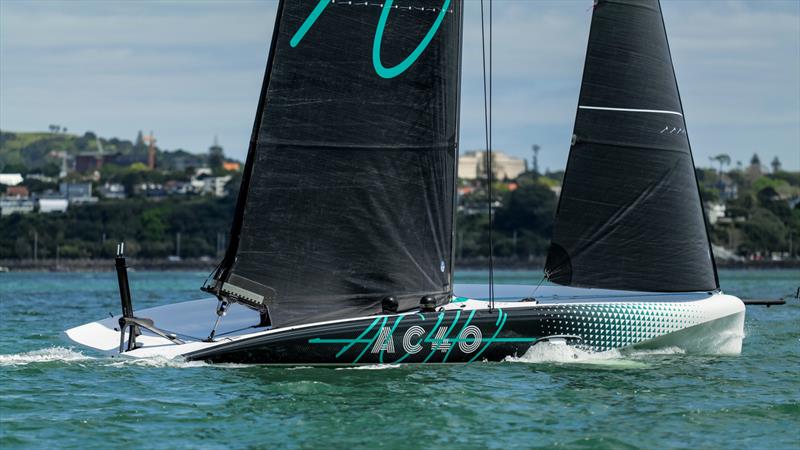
[
  {"left": 0, "top": 347, "right": 254, "bottom": 369},
  {"left": 107, "top": 356, "right": 211, "bottom": 369},
  {"left": 505, "top": 342, "right": 679, "bottom": 368},
  {"left": 505, "top": 341, "right": 622, "bottom": 364},
  {"left": 0, "top": 347, "right": 93, "bottom": 366}
]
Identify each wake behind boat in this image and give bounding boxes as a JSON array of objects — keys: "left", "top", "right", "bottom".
[{"left": 65, "top": 0, "right": 745, "bottom": 364}]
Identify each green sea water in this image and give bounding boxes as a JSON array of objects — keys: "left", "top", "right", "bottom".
[{"left": 1, "top": 269, "right": 798, "bottom": 449}]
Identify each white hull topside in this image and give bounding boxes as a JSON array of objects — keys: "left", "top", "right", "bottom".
[{"left": 64, "top": 284, "right": 746, "bottom": 361}]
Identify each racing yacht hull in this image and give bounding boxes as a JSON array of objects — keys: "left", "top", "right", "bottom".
[{"left": 65, "top": 285, "right": 745, "bottom": 364}]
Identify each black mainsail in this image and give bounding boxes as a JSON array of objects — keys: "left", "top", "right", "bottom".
[
  {"left": 212, "top": 0, "right": 463, "bottom": 327},
  {"left": 544, "top": 0, "right": 718, "bottom": 293}
]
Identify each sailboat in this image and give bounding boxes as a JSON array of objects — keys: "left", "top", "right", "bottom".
[{"left": 66, "top": 0, "right": 745, "bottom": 364}]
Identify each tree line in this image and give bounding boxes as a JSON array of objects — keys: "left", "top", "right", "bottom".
[
  {"left": 0, "top": 175, "right": 559, "bottom": 262},
  {"left": 2, "top": 168, "right": 798, "bottom": 262}
]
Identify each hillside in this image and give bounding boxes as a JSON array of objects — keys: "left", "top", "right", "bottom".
[{"left": 0, "top": 130, "right": 211, "bottom": 175}]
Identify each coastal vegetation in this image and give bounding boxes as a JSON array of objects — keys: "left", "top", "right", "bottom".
[
  {"left": 1, "top": 130, "right": 798, "bottom": 263},
  {"left": 1, "top": 196, "right": 236, "bottom": 260}
]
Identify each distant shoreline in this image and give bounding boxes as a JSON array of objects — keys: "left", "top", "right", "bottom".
[{"left": 1, "top": 258, "right": 798, "bottom": 272}]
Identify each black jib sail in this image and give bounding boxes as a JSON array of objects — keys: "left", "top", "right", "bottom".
[
  {"left": 212, "top": 0, "right": 463, "bottom": 327},
  {"left": 544, "top": 0, "right": 718, "bottom": 293}
]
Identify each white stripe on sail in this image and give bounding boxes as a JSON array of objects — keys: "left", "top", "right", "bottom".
[{"left": 578, "top": 105, "right": 683, "bottom": 117}]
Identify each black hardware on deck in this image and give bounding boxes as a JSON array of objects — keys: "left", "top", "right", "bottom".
[{"left": 114, "top": 243, "right": 184, "bottom": 352}]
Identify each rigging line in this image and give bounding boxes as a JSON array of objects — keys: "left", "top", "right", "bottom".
[
  {"left": 530, "top": 275, "right": 546, "bottom": 299},
  {"left": 204, "top": 259, "right": 223, "bottom": 289},
  {"left": 489, "top": 0, "right": 494, "bottom": 310},
  {"left": 480, "top": 0, "right": 494, "bottom": 311}
]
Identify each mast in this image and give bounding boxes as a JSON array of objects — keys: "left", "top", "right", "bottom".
[
  {"left": 544, "top": 0, "right": 718, "bottom": 293},
  {"left": 449, "top": 2, "right": 465, "bottom": 295}
]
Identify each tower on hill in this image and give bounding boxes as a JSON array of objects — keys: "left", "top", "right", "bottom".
[{"left": 208, "top": 136, "right": 225, "bottom": 170}]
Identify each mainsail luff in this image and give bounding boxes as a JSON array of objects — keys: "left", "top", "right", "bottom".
[
  {"left": 544, "top": 0, "right": 718, "bottom": 292},
  {"left": 215, "top": 0, "right": 287, "bottom": 285},
  {"left": 214, "top": 0, "right": 463, "bottom": 327}
]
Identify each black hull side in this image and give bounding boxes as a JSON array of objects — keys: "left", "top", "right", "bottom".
[
  {"left": 183, "top": 300, "right": 710, "bottom": 365},
  {"left": 185, "top": 307, "right": 543, "bottom": 365}
]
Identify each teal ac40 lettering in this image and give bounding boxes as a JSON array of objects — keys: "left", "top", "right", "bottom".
[{"left": 289, "top": 0, "right": 451, "bottom": 79}]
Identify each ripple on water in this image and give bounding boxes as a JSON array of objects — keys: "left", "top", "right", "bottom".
[{"left": 1, "top": 270, "right": 798, "bottom": 449}]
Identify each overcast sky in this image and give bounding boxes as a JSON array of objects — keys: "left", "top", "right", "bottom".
[{"left": 1, "top": 0, "right": 798, "bottom": 171}]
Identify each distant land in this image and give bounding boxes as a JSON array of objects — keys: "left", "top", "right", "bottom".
[
  {"left": 0, "top": 129, "right": 798, "bottom": 270},
  {"left": 0, "top": 128, "right": 240, "bottom": 176}
]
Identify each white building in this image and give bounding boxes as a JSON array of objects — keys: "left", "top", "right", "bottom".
[
  {"left": 706, "top": 202, "right": 726, "bottom": 225},
  {"left": 190, "top": 168, "right": 231, "bottom": 197},
  {"left": 458, "top": 150, "right": 526, "bottom": 181},
  {"left": 38, "top": 197, "right": 69, "bottom": 213},
  {"left": 190, "top": 178, "right": 206, "bottom": 193},
  {"left": 0, "top": 198, "right": 34, "bottom": 215},
  {"left": 202, "top": 175, "right": 232, "bottom": 197},
  {"left": 60, "top": 182, "right": 98, "bottom": 204},
  {"left": 0, "top": 173, "right": 24, "bottom": 186},
  {"left": 98, "top": 183, "right": 126, "bottom": 199}
]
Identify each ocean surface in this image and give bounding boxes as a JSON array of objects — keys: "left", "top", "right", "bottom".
[{"left": 1, "top": 269, "right": 798, "bottom": 449}]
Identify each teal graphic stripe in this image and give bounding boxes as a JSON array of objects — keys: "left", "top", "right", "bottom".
[
  {"left": 423, "top": 309, "right": 460, "bottom": 363},
  {"left": 423, "top": 313, "right": 445, "bottom": 344},
  {"left": 488, "top": 338, "right": 538, "bottom": 342},
  {"left": 445, "top": 337, "right": 537, "bottom": 343},
  {"left": 291, "top": 0, "right": 449, "bottom": 79},
  {"left": 308, "top": 309, "right": 539, "bottom": 364},
  {"left": 372, "top": 0, "right": 450, "bottom": 78},
  {"left": 442, "top": 309, "right": 475, "bottom": 363},
  {"left": 353, "top": 316, "right": 388, "bottom": 363},
  {"left": 468, "top": 310, "right": 507, "bottom": 363},
  {"left": 290, "top": 0, "right": 330, "bottom": 48},
  {"left": 389, "top": 347, "right": 413, "bottom": 364},
  {"left": 379, "top": 315, "right": 404, "bottom": 364},
  {"left": 306, "top": 317, "right": 382, "bottom": 358}
]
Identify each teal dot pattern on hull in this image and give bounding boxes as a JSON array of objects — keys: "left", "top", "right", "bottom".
[{"left": 540, "top": 303, "right": 704, "bottom": 351}]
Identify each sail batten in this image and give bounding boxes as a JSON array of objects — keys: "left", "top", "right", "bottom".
[
  {"left": 545, "top": 0, "right": 718, "bottom": 293},
  {"left": 215, "top": 0, "right": 463, "bottom": 327},
  {"left": 578, "top": 105, "right": 684, "bottom": 116}
]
